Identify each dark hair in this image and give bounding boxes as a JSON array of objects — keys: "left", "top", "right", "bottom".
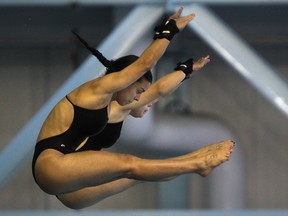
[
  {"left": 107, "top": 55, "right": 153, "bottom": 83},
  {"left": 73, "top": 31, "right": 153, "bottom": 83}
]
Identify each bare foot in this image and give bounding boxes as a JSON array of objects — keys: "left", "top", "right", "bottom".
[
  {"left": 193, "top": 140, "right": 235, "bottom": 156},
  {"left": 192, "top": 140, "right": 235, "bottom": 177},
  {"left": 170, "top": 140, "right": 235, "bottom": 161}
]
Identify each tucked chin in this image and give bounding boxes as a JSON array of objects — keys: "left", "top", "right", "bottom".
[
  {"left": 117, "top": 100, "right": 126, "bottom": 106},
  {"left": 122, "top": 101, "right": 131, "bottom": 106},
  {"left": 117, "top": 98, "right": 129, "bottom": 106}
]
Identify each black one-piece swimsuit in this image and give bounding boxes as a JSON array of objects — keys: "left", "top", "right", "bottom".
[{"left": 32, "top": 96, "right": 109, "bottom": 183}]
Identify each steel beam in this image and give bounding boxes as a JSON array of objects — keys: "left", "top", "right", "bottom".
[{"left": 184, "top": 4, "right": 288, "bottom": 119}]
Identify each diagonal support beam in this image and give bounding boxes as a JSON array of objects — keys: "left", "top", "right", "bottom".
[
  {"left": 0, "top": 5, "right": 164, "bottom": 190},
  {"left": 183, "top": 4, "right": 288, "bottom": 118}
]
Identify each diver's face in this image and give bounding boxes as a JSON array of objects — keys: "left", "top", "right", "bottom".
[{"left": 116, "top": 80, "right": 150, "bottom": 106}]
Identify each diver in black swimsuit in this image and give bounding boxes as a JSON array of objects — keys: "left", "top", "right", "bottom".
[{"left": 32, "top": 8, "right": 235, "bottom": 209}]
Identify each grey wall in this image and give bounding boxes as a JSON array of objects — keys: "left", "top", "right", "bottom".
[{"left": 0, "top": 5, "right": 288, "bottom": 210}]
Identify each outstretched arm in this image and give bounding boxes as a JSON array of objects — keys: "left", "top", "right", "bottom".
[
  {"left": 97, "top": 8, "right": 195, "bottom": 94},
  {"left": 121, "top": 55, "right": 210, "bottom": 110}
]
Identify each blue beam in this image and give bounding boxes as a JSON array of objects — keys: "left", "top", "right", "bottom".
[{"left": 185, "top": 4, "right": 288, "bottom": 119}]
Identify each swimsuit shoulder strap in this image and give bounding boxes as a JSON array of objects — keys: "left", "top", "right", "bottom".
[{"left": 65, "top": 95, "right": 74, "bottom": 105}]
